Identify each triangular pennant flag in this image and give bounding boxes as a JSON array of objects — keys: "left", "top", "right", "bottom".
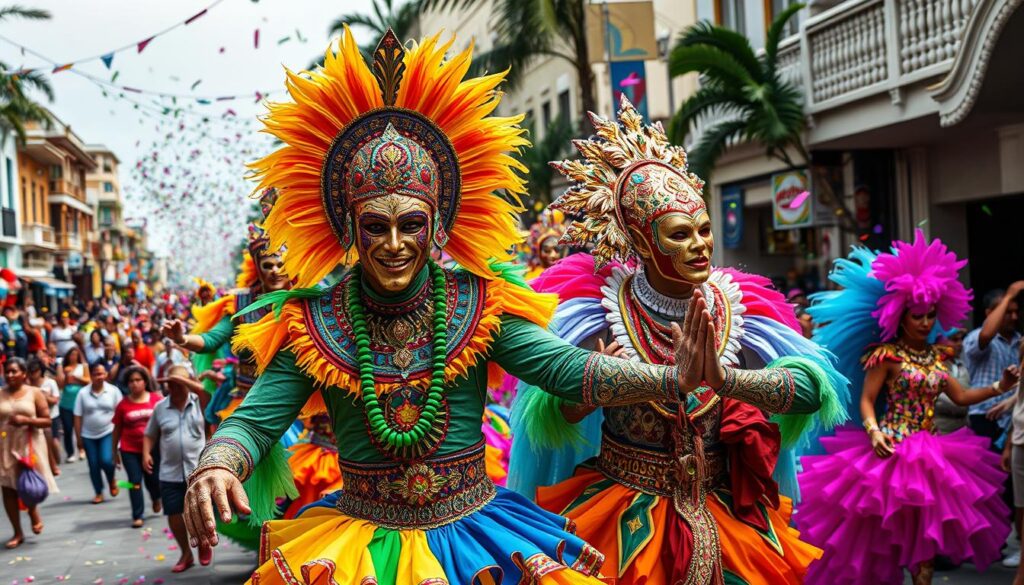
[
  {"left": 100, "top": 53, "right": 114, "bottom": 69},
  {"left": 137, "top": 36, "right": 155, "bottom": 53},
  {"left": 253, "top": 28, "right": 259, "bottom": 49},
  {"left": 52, "top": 63, "right": 73, "bottom": 73}
]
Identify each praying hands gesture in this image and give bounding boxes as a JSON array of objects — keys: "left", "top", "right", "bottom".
[{"left": 671, "top": 288, "right": 725, "bottom": 395}]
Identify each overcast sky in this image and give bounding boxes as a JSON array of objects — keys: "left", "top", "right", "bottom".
[{"left": 2, "top": 0, "right": 378, "bottom": 268}]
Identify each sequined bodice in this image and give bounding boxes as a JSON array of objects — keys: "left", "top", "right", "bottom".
[{"left": 873, "top": 344, "right": 950, "bottom": 441}]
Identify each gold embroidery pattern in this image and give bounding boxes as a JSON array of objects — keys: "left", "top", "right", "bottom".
[
  {"left": 597, "top": 434, "right": 726, "bottom": 497},
  {"left": 191, "top": 438, "right": 253, "bottom": 483},
  {"left": 581, "top": 354, "right": 678, "bottom": 408},
  {"left": 718, "top": 366, "right": 795, "bottom": 413}
]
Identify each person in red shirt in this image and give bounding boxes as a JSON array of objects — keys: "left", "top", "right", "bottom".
[
  {"left": 130, "top": 331, "right": 155, "bottom": 372},
  {"left": 112, "top": 366, "right": 162, "bottom": 527}
]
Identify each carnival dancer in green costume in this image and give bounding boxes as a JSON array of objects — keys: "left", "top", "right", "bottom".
[{"left": 180, "top": 28, "right": 717, "bottom": 584}]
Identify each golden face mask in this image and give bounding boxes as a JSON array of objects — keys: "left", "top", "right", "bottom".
[{"left": 354, "top": 194, "right": 433, "bottom": 295}]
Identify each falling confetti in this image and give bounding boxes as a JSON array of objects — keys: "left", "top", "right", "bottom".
[
  {"left": 982, "top": 204, "right": 993, "bottom": 216},
  {"left": 872, "top": 224, "right": 883, "bottom": 234},
  {"left": 788, "top": 191, "right": 810, "bottom": 209}
]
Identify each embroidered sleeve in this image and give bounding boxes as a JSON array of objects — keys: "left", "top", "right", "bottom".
[
  {"left": 716, "top": 366, "right": 795, "bottom": 413},
  {"left": 190, "top": 437, "right": 253, "bottom": 483},
  {"left": 580, "top": 353, "right": 678, "bottom": 408},
  {"left": 490, "top": 316, "right": 680, "bottom": 407}
]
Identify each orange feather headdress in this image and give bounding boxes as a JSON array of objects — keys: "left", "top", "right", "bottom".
[{"left": 248, "top": 27, "right": 535, "bottom": 291}]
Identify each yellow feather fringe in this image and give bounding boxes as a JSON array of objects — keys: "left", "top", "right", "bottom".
[
  {"left": 233, "top": 275, "right": 555, "bottom": 401},
  {"left": 236, "top": 251, "right": 260, "bottom": 290},
  {"left": 191, "top": 295, "right": 236, "bottom": 335}
]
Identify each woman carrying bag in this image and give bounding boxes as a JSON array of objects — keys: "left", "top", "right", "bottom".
[{"left": 0, "top": 357, "right": 58, "bottom": 549}]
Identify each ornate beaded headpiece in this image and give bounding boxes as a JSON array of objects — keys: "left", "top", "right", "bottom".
[
  {"left": 250, "top": 27, "right": 530, "bottom": 289},
  {"left": 550, "top": 96, "right": 706, "bottom": 270}
]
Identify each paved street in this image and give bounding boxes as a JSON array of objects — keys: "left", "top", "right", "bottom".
[
  {"left": 0, "top": 458, "right": 255, "bottom": 584},
  {"left": 0, "top": 455, "right": 1019, "bottom": 584}
]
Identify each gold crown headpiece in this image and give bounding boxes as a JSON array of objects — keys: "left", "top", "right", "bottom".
[{"left": 550, "top": 96, "right": 706, "bottom": 270}]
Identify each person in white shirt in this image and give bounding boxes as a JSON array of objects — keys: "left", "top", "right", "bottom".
[
  {"left": 73, "top": 362, "right": 122, "bottom": 504},
  {"left": 49, "top": 312, "right": 77, "bottom": 358},
  {"left": 26, "top": 358, "right": 61, "bottom": 478}
]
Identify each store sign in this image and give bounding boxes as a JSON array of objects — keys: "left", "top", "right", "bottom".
[
  {"left": 772, "top": 170, "right": 812, "bottom": 230},
  {"left": 721, "top": 186, "right": 743, "bottom": 249}
]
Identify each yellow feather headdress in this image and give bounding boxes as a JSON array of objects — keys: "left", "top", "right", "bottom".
[{"left": 249, "top": 27, "right": 532, "bottom": 289}]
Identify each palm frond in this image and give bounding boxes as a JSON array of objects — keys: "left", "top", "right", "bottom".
[
  {"left": 686, "top": 118, "right": 747, "bottom": 181},
  {"left": 668, "top": 84, "right": 744, "bottom": 144},
  {"left": 765, "top": 3, "right": 805, "bottom": 73},
  {"left": 675, "top": 20, "right": 761, "bottom": 82},
  {"left": 669, "top": 45, "right": 754, "bottom": 90},
  {"left": 13, "top": 70, "right": 54, "bottom": 102},
  {"left": 520, "top": 115, "right": 575, "bottom": 204},
  {"left": 329, "top": 12, "right": 383, "bottom": 36}
]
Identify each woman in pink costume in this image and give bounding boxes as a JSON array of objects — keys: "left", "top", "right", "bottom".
[{"left": 799, "top": 230, "right": 1017, "bottom": 585}]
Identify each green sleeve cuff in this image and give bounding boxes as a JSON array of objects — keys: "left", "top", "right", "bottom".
[{"left": 768, "top": 356, "right": 846, "bottom": 447}]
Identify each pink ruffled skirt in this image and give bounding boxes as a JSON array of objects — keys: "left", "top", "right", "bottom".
[{"left": 797, "top": 426, "right": 1011, "bottom": 585}]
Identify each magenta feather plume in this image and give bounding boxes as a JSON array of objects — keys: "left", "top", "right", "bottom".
[{"left": 869, "top": 229, "right": 972, "bottom": 341}]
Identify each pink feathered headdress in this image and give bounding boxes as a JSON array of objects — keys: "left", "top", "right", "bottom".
[{"left": 870, "top": 229, "right": 972, "bottom": 341}]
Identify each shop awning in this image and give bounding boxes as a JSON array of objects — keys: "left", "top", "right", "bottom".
[{"left": 26, "top": 276, "right": 76, "bottom": 298}]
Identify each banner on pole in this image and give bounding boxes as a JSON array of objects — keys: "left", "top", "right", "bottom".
[{"left": 611, "top": 61, "right": 648, "bottom": 120}]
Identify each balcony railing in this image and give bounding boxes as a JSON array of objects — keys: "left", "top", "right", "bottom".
[
  {"left": 792, "top": 0, "right": 981, "bottom": 112},
  {"left": 21, "top": 224, "right": 56, "bottom": 248},
  {"left": 49, "top": 178, "right": 83, "bottom": 200},
  {"left": 1, "top": 208, "right": 15, "bottom": 238},
  {"left": 57, "top": 231, "right": 82, "bottom": 250},
  {"left": 685, "top": 0, "right": 993, "bottom": 152}
]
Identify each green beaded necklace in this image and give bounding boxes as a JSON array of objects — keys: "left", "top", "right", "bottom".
[{"left": 348, "top": 261, "right": 448, "bottom": 450}]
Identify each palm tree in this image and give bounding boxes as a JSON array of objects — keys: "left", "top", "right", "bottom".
[
  {"left": 520, "top": 115, "right": 575, "bottom": 206},
  {"left": 667, "top": 3, "right": 806, "bottom": 180},
  {"left": 421, "top": 0, "right": 597, "bottom": 125},
  {"left": 667, "top": 4, "right": 853, "bottom": 229},
  {"left": 0, "top": 6, "right": 53, "bottom": 143},
  {"left": 326, "top": 0, "right": 421, "bottom": 60}
]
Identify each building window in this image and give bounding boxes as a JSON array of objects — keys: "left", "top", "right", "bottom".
[
  {"left": 102, "top": 159, "right": 112, "bottom": 173},
  {"left": 100, "top": 206, "right": 113, "bottom": 226},
  {"left": 716, "top": 0, "right": 746, "bottom": 35},
  {"left": 30, "top": 182, "right": 36, "bottom": 223},
  {"left": 558, "top": 89, "right": 572, "bottom": 124},
  {"left": 768, "top": 0, "right": 801, "bottom": 37},
  {"left": 542, "top": 101, "right": 552, "bottom": 129},
  {"left": 103, "top": 181, "right": 113, "bottom": 193}
]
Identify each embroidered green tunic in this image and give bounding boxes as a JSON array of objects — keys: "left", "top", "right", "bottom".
[{"left": 204, "top": 268, "right": 686, "bottom": 477}]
